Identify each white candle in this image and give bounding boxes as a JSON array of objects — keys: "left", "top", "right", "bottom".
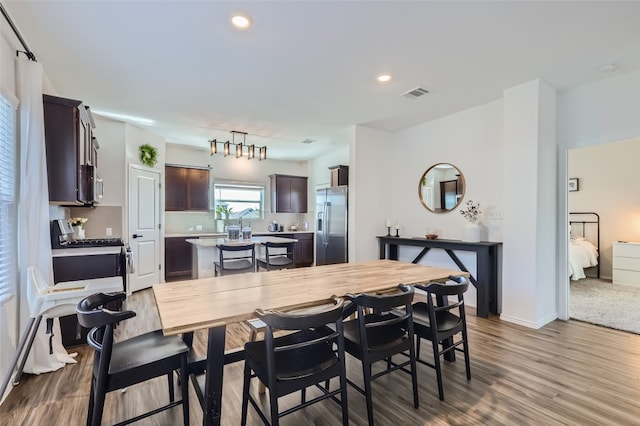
[
  {"left": 395, "top": 224, "right": 400, "bottom": 230},
  {"left": 386, "top": 219, "right": 391, "bottom": 227}
]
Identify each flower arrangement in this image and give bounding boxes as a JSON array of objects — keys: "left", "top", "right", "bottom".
[
  {"left": 459, "top": 200, "right": 481, "bottom": 224},
  {"left": 70, "top": 217, "right": 88, "bottom": 227}
]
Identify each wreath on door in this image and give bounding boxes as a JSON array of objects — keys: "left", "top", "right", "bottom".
[{"left": 139, "top": 143, "right": 158, "bottom": 167}]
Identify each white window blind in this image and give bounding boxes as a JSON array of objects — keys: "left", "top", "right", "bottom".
[{"left": 0, "top": 94, "right": 17, "bottom": 306}]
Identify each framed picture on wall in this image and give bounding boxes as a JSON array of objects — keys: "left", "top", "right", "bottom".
[{"left": 568, "top": 178, "right": 579, "bottom": 192}]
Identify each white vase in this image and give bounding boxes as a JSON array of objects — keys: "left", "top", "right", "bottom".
[
  {"left": 216, "top": 219, "right": 225, "bottom": 233},
  {"left": 462, "top": 222, "right": 480, "bottom": 242},
  {"left": 73, "top": 225, "right": 85, "bottom": 239}
]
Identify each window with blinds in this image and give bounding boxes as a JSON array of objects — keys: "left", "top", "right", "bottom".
[{"left": 0, "top": 94, "right": 17, "bottom": 306}]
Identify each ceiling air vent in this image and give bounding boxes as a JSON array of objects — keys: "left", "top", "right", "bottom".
[
  {"left": 301, "top": 138, "right": 315, "bottom": 144},
  {"left": 401, "top": 86, "right": 430, "bottom": 99}
]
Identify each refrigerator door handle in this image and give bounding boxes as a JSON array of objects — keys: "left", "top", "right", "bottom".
[{"left": 324, "top": 201, "right": 330, "bottom": 247}]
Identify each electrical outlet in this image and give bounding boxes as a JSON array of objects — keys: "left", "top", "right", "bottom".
[
  {"left": 488, "top": 210, "right": 504, "bottom": 220},
  {"left": 106, "top": 227, "right": 113, "bottom": 236}
]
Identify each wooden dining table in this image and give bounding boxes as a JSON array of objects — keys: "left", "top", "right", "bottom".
[{"left": 153, "top": 259, "right": 468, "bottom": 425}]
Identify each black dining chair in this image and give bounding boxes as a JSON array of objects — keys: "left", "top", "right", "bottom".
[
  {"left": 214, "top": 242, "right": 256, "bottom": 276},
  {"left": 342, "top": 284, "right": 418, "bottom": 425},
  {"left": 256, "top": 241, "right": 295, "bottom": 271},
  {"left": 241, "top": 296, "right": 349, "bottom": 426},
  {"left": 412, "top": 275, "right": 471, "bottom": 401},
  {"left": 76, "top": 292, "right": 189, "bottom": 426}
]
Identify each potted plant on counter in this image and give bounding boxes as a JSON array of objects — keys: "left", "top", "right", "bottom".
[{"left": 215, "top": 205, "right": 232, "bottom": 233}]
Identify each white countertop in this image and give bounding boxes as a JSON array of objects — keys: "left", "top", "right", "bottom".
[
  {"left": 52, "top": 246, "right": 123, "bottom": 257},
  {"left": 186, "top": 235, "right": 298, "bottom": 247},
  {"left": 166, "top": 230, "right": 313, "bottom": 238}
]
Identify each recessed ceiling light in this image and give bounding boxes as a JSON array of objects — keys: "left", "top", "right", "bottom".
[
  {"left": 598, "top": 63, "right": 618, "bottom": 73},
  {"left": 377, "top": 74, "right": 392, "bottom": 83},
  {"left": 231, "top": 14, "right": 252, "bottom": 29}
]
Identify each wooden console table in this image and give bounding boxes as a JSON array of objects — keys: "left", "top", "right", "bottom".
[{"left": 377, "top": 236, "right": 502, "bottom": 318}]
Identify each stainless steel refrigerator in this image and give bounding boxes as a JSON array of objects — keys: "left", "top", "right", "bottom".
[{"left": 316, "top": 185, "right": 348, "bottom": 265}]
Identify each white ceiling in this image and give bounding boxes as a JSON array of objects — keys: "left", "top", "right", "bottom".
[{"left": 4, "top": 1, "right": 640, "bottom": 160}]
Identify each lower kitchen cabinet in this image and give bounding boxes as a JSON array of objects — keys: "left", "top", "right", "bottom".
[
  {"left": 280, "top": 233, "right": 314, "bottom": 267},
  {"left": 165, "top": 237, "right": 194, "bottom": 281}
]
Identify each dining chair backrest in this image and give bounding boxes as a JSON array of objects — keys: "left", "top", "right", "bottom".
[
  {"left": 257, "top": 241, "right": 294, "bottom": 271},
  {"left": 241, "top": 296, "right": 349, "bottom": 425},
  {"left": 346, "top": 283, "right": 415, "bottom": 355},
  {"left": 215, "top": 242, "right": 256, "bottom": 275}
]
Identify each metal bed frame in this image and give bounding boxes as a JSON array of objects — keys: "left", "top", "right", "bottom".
[{"left": 569, "top": 211, "right": 600, "bottom": 279}]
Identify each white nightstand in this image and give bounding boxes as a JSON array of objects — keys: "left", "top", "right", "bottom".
[{"left": 612, "top": 242, "right": 640, "bottom": 287}]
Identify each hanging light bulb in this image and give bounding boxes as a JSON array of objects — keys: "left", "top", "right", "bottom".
[
  {"left": 223, "top": 141, "right": 230, "bottom": 156},
  {"left": 210, "top": 139, "right": 217, "bottom": 155},
  {"left": 248, "top": 144, "right": 255, "bottom": 159},
  {"left": 236, "top": 142, "right": 243, "bottom": 158},
  {"left": 259, "top": 146, "right": 267, "bottom": 161}
]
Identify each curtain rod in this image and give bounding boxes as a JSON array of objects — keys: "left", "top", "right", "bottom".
[{"left": 0, "top": 2, "right": 37, "bottom": 61}]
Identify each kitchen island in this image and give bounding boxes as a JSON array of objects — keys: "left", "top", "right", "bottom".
[{"left": 187, "top": 236, "right": 298, "bottom": 279}]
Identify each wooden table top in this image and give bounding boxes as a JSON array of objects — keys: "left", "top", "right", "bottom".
[{"left": 153, "top": 259, "right": 468, "bottom": 335}]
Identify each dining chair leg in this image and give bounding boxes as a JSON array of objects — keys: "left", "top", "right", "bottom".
[
  {"left": 240, "top": 362, "right": 251, "bottom": 426},
  {"left": 462, "top": 328, "right": 471, "bottom": 380},
  {"left": 362, "top": 361, "right": 375, "bottom": 426},
  {"left": 301, "top": 387, "right": 306, "bottom": 404},
  {"left": 168, "top": 372, "right": 175, "bottom": 402},
  {"left": 181, "top": 356, "right": 189, "bottom": 426},
  {"left": 431, "top": 339, "right": 445, "bottom": 401},
  {"left": 86, "top": 378, "right": 95, "bottom": 426},
  {"left": 339, "top": 369, "right": 349, "bottom": 426},
  {"left": 269, "top": 387, "right": 280, "bottom": 426},
  {"left": 410, "top": 343, "right": 419, "bottom": 408},
  {"left": 90, "top": 379, "right": 107, "bottom": 426}
]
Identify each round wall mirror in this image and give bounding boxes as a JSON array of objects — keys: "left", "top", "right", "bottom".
[{"left": 418, "top": 163, "right": 466, "bottom": 213}]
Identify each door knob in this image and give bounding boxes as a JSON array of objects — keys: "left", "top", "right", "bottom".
[{"left": 132, "top": 234, "right": 143, "bottom": 239}]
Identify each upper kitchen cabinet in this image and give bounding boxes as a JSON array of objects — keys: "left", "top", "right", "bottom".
[
  {"left": 269, "top": 174, "right": 308, "bottom": 213},
  {"left": 43, "top": 94, "right": 97, "bottom": 205},
  {"left": 165, "top": 165, "right": 210, "bottom": 211}
]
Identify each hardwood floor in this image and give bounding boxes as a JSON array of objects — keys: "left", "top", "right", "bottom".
[{"left": 2, "top": 288, "right": 640, "bottom": 425}]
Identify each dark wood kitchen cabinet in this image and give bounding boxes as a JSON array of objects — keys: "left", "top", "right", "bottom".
[
  {"left": 43, "top": 94, "right": 95, "bottom": 205},
  {"left": 165, "top": 165, "right": 210, "bottom": 211},
  {"left": 269, "top": 174, "right": 308, "bottom": 213},
  {"left": 279, "top": 233, "right": 314, "bottom": 267},
  {"left": 165, "top": 237, "right": 194, "bottom": 281}
]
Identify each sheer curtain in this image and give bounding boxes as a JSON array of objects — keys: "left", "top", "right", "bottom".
[{"left": 16, "top": 58, "right": 75, "bottom": 374}]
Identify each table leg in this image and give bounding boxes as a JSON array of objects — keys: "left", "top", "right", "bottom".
[
  {"left": 378, "top": 240, "right": 386, "bottom": 259},
  {"left": 475, "top": 249, "right": 490, "bottom": 318},
  {"left": 203, "top": 325, "right": 226, "bottom": 426}
]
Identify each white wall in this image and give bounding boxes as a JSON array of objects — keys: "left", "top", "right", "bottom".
[{"left": 350, "top": 126, "right": 391, "bottom": 263}]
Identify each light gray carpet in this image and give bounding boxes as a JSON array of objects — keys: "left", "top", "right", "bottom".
[{"left": 570, "top": 278, "right": 640, "bottom": 335}]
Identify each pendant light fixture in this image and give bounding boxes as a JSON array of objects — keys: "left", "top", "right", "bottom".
[{"left": 209, "top": 130, "right": 267, "bottom": 160}]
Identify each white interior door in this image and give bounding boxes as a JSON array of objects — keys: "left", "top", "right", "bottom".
[{"left": 128, "top": 165, "right": 161, "bottom": 292}]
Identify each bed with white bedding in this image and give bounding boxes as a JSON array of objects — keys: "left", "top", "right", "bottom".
[{"left": 569, "top": 212, "right": 600, "bottom": 280}]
